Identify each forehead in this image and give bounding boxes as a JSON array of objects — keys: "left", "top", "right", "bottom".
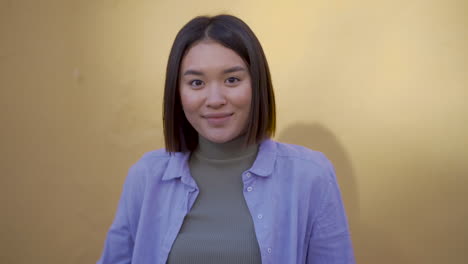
[{"left": 180, "top": 40, "right": 247, "bottom": 71}]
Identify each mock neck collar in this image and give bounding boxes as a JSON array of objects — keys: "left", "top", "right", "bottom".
[
  {"left": 194, "top": 134, "right": 258, "bottom": 161},
  {"left": 162, "top": 138, "right": 276, "bottom": 182}
]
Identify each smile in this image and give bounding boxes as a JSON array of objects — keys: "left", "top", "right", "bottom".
[{"left": 203, "top": 113, "right": 234, "bottom": 126}]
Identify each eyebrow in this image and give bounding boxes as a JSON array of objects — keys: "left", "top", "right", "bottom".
[
  {"left": 182, "top": 66, "right": 247, "bottom": 76},
  {"left": 223, "top": 66, "right": 246, "bottom": 74}
]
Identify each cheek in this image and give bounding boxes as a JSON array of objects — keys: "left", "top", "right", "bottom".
[
  {"left": 234, "top": 85, "right": 252, "bottom": 109},
  {"left": 180, "top": 90, "right": 199, "bottom": 113}
]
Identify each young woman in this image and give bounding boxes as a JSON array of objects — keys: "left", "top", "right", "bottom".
[{"left": 98, "top": 14, "right": 355, "bottom": 264}]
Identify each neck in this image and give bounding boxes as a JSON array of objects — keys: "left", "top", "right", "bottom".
[{"left": 195, "top": 134, "right": 258, "bottom": 160}]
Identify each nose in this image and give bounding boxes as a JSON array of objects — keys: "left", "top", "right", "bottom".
[{"left": 206, "top": 83, "right": 226, "bottom": 109}]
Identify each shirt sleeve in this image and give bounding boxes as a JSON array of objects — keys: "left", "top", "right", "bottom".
[
  {"left": 97, "top": 164, "right": 145, "bottom": 264},
  {"left": 306, "top": 159, "right": 355, "bottom": 264}
]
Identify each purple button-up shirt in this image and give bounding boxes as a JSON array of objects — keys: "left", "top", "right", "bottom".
[{"left": 98, "top": 139, "right": 355, "bottom": 264}]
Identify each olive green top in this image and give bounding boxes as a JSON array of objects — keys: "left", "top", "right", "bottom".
[{"left": 166, "top": 135, "right": 262, "bottom": 264}]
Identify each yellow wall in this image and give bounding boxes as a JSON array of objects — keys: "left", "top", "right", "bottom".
[{"left": 1, "top": 0, "right": 467, "bottom": 263}]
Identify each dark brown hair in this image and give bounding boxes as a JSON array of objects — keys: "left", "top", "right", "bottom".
[{"left": 163, "top": 14, "right": 276, "bottom": 152}]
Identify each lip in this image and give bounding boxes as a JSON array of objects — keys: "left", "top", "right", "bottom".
[
  {"left": 203, "top": 113, "right": 233, "bottom": 118},
  {"left": 203, "top": 113, "right": 233, "bottom": 126}
]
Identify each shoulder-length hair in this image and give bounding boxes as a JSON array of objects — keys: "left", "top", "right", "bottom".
[{"left": 163, "top": 14, "right": 276, "bottom": 153}]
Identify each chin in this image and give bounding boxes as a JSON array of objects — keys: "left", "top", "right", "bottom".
[
  {"left": 207, "top": 137, "right": 231, "bottom": 143},
  {"left": 204, "top": 133, "right": 236, "bottom": 144}
]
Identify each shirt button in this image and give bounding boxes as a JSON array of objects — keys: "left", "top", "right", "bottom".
[
  {"left": 247, "top": 186, "right": 253, "bottom": 192},
  {"left": 267, "top": 248, "right": 272, "bottom": 253},
  {"left": 257, "top": 214, "right": 263, "bottom": 219},
  {"left": 246, "top": 172, "right": 251, "bottom": 178}
]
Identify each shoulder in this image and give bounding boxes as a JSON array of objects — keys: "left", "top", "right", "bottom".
[
  {"left": 124, "top": 148, "right": 177, "bottom": 187},
  {"left": 129, "top": 148, "right": 170, "bottom": 172},
  {"left": 264, "top": 140, "right": 336, "bottom": 184},
  {"left": 271, "top": 140, "right": 332, "bottom": 170}
]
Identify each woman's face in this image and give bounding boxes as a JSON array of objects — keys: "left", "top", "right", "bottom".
[{"left": 179, "top": 40, "right": 252, "bottom": 144}]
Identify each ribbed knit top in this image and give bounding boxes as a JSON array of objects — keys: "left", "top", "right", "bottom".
[{"left": 166, "top": 134, "right": 262, "bottom": 264}]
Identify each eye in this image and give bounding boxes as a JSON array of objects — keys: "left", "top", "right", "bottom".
[
  {"left": 225, "top": 77, "right": 240, "bottom": 85},
  {"left": 189, "top": 79, "right": 204, "bottom": 88}
]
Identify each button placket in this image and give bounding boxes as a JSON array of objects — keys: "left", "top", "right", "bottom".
[{"left": 243, "top": 171, "right": 253, "bottom": 183}]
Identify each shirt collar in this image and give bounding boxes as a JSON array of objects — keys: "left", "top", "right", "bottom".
[
  {"left": 161, "top": 138, "right": 277, "bottom": 180},
  {"left": 248, "top": 139, "right": 276, "bottom": 177},
  {"left": 161, "top": 151, "right": 190, "bottom": 181}
]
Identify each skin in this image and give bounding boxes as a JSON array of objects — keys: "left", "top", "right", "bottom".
[{"left": 179, "top": 40, "right": 252, "bottom": 143}]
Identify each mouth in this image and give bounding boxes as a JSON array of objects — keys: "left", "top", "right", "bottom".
[
  {"left": 203, "top": 113, "right": 234, "bottom": 125},
  {"left": 203, "top": 113, "right": 234, "bottom": 118}
]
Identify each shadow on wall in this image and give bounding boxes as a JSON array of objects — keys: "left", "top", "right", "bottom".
[
  {"left": 277, "top": 122, "right": 359, "bottom": 222},
  {"left": 277, "top": 123, "right": 408, "bottom": 263}
]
